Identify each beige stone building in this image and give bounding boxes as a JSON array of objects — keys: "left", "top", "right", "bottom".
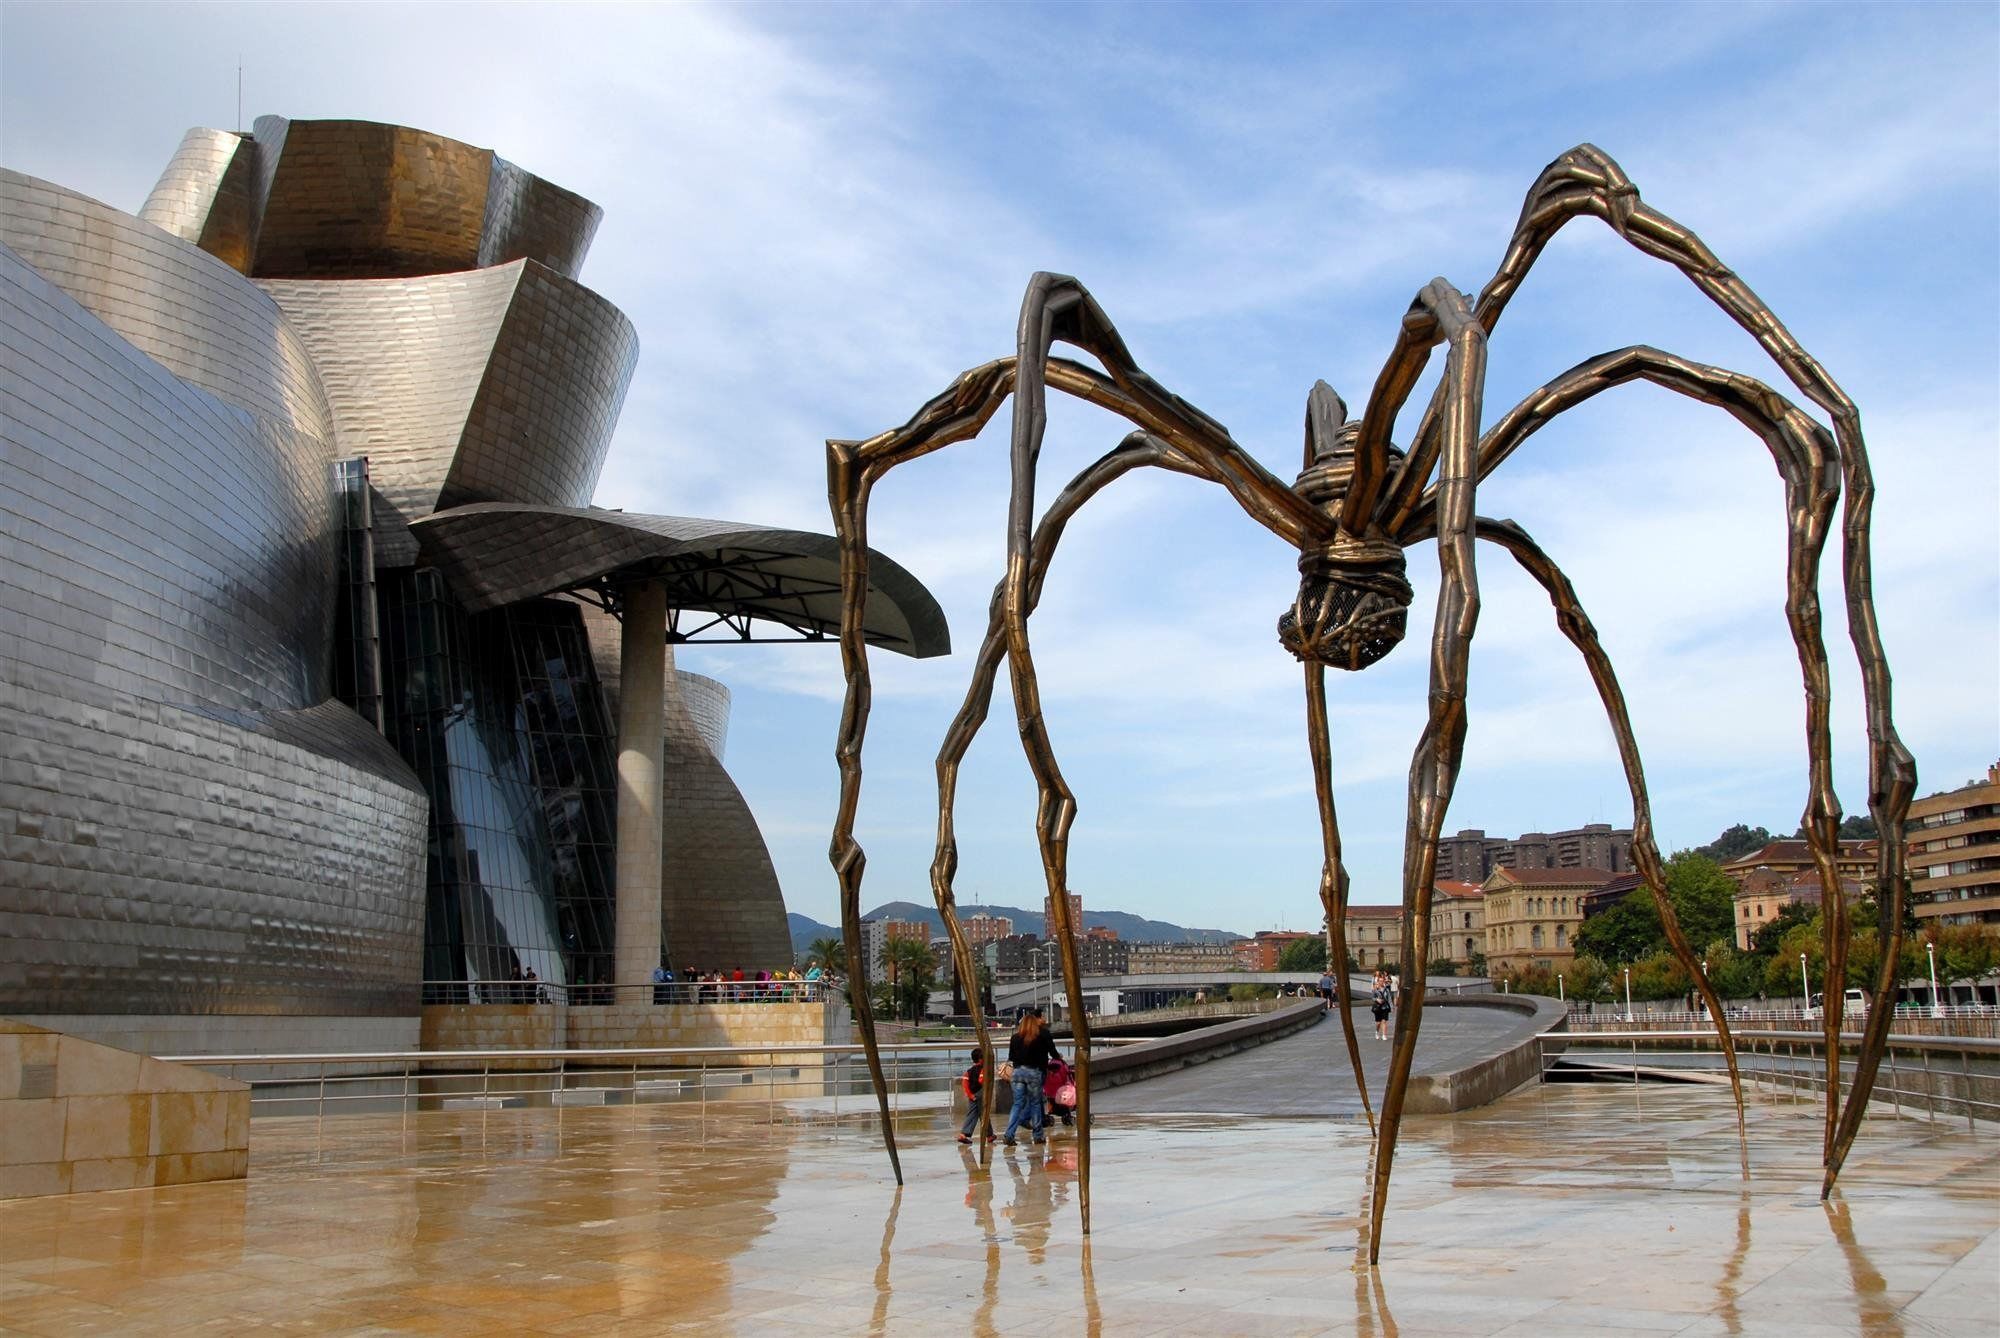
[
  {"left": 1428, "top": 881, "right": 1486, "bottom": 969},
  {"left": 1345, "top": 905, "right": 1405, "bottom": 970},
  {"left": 1909, "top": 763, "right": 2000, "bottom": 928},
  {"left": 1723, "top": 839, "right": 1878, "bottom": 950},
  {"left": 1482, "top": 867, "right": 1616, "bottom": 975}
]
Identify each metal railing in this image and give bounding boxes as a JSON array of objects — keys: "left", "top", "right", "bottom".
[
  {"left": 1541, "top": 1028, "right": 2000, "bottom": 1126},
  {"left": 417, "top": 977, "right": 840, "bottom": 1006},
  {"left": 158, "top": 1037, "right": 1152, "bottom": 1160},
  {"left": 1559, "top": 1003, "right": 2000, "bottom": 1040}
]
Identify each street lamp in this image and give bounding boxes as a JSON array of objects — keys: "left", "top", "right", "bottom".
[
  {"left": 1926, "top": 941, "right": 1942, "bottom": 1018},
  {"left": 1799, "top": 952, "right": 1810, "bottom": 1016},
  {"left": 1557, "top": 973, "right": 1564, "bottom": 1004},
  {"left": 1623, "top": 966, "right": 1632, "bottom": 1023}
]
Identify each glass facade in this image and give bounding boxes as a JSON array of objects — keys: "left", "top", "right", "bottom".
[{"left": 377, "top": 570, "right": 620, "bottom": 1003}]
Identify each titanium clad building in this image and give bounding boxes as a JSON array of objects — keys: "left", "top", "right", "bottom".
[{"left": 0, "top": 117, "right": 945, "bottom": 1053}]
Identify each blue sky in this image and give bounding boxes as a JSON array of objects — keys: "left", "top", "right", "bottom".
[{"left": 4, "top": 2, "right": 1995, "bottom": 936}]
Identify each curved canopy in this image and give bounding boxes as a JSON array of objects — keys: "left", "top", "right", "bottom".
[{"left": 411, "top": 503, "right": 949, "bottom": 658}]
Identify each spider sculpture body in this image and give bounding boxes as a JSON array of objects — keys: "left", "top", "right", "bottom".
[{"left": 825, "top": 146, "right": 1914, "bottom": 1264}]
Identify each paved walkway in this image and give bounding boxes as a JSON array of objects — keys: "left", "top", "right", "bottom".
[
  {"left": 1093, "top": 1004, "right": 1528, "bottom": 1117},
  {"left": 2, "top": 1083, "right": 1991, "bottom": 1334}
]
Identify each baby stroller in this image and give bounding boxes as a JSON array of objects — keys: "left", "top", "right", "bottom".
[{"left": 1043, "top": 1056, "right": 1078, "bottom": 1127}]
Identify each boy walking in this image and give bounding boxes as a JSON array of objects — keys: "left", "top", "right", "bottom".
[{"left": 956, "top": 1051, "right": 988, "bottom": 1144}]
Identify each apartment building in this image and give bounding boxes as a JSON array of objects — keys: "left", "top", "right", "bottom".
[
  {"left": 1126, "top": 941, "right": 1238, "bottom": 974},
  {"left": 1909, "top": 764, "right": 2000, "bottom": 928},
  {"left": 1233, "top": 930, "right": 1319, "bottom": 972},
  {"left": 1434, "top": 824, "right": 1633, "bottom": 883}
]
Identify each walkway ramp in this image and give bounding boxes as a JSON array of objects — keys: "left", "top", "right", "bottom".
[{"left": 1092, "top": 994, "right": 1565, "bottom": 1118}]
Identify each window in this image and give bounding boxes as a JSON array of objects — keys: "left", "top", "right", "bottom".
[
  {"left": 1556, "top": 925, "right": 1567, "bottom": 948},
  {"left": 1463, "top": 912, "right": 1472, "bottom": 929},
  {"left": 1375, "top": 926, "right": 1384, "bottom": 942},
  {"left": 1531, "top": 925, "right": 1544, "bottom": 948}
]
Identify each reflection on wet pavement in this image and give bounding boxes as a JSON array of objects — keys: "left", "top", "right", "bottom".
[{"left": 0, "top": 1085, "right": 1992, "bottom": 1334}]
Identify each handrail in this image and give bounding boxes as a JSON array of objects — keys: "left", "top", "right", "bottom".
[
  {"left": 157, "top": 1038, "right": 1149, "bottom": 1066},
  {"left": 1551, "top": 1028, "right": 2000, "bottom": 1057},
  {"left": 417, "top": 977, "right": 841, "bottom": 1005}
]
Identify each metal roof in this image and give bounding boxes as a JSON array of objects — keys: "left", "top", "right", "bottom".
[{"left": 411, "top": 502, "right": 949, "bottom": 657}]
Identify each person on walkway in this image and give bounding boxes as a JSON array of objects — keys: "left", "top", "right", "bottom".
[
  {"left": 1371, "top": 970, "right": 1395, "bottom": 1041},
  {"left": 1318, "top": 968, "right": 1335, "bottom": 1013},
  {"left": 957, "top": 1051, "right": 990, "bottom": 1144},
  {"left": 1004, "top": 1010, "right": 1060, "bottom": 1146}
]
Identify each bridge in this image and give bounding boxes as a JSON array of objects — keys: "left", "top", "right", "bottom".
[{"left": 983, "top": 971, "right": 1491, "bottom": 1017}]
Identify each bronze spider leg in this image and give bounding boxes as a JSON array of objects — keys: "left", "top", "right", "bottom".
[
  {"left": 1363, "top": 278, "right": 1487, "bottom": 1266},
  {"left": 1394, "top": 143, "right": 1912, "bottom": 1183},
  {"left": 1424, "top": 345, "right": 1859, "bottom": 1131},
  {"left": 1304, "top": 662, "right": 1377, "bottom": 1134},
  {"left": 1001, "top": 272, "right": 1334, "bottom": 1235},
  {"left": 831, "top": 275, "right": 1328, "bottom": 1198},
  {"left": 929, "top": 431, "right": 1208, "bottom": 1160},
  {"left": 925, "top": 429, "right": 1379, "bottom": 1150},
  {"left": 1473, "top": 515, "right": 1750, "bottom": 1126}
]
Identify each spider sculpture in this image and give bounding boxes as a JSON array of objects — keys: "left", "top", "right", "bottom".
[{"left": 824, "top": 145, "right": 1915, "bottom": 1264}]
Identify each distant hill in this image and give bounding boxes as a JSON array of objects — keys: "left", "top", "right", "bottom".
[{"left": 786, "top": 902, "right": 1243, "bottom": 960}]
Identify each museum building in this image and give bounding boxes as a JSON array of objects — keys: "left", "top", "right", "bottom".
[{"left": 0, "top": 116, "right": 946, "bottom": 1055}]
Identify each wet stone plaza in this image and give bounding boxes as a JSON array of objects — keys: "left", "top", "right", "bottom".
[{"left": 0, "top": 1085, "right": 1993, "bottom": 1335}]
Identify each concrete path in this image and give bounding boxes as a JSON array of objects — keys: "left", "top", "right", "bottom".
[{"left": 1091, "top": 1003, "right": 1528, "bottom": 1117}]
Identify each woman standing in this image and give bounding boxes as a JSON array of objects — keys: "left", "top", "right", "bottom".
[{"left": 1004, "top": 1010, "right": 1060, "bottom": 1146}]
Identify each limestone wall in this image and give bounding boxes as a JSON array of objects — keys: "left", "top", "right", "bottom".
[
  {"left": 419, "top": 1000, "right": 843, "bottom": 1063},
  {"left": 1, "top": 1019, "right": 249, "bottom": 1199}
]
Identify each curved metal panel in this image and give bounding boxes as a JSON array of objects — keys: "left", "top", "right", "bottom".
[
  {"left": 659, "top": 646, "right": 793, "bottom": 972},
  {"left": 676, "top": 671, "right": 731, "bottom": 761},
  {"left": 261, "top": 261, "right": 637, "bottom": 546},
  {"left": 250, "top": 117, "right": 495, "bottom": 279},
  {"left": 1, "top": 170, "right": 335, "bottom": 446},
  {"left": 482, "top": 156, "right": 601, "bottom": 280},
  {"left": 0, "top": 244, "right": 428, "bottom": 1019},
  {"left": 412, "top": 503, "right": 951, "bottom": 658},
  {"left": 137, "top": 127, "right": 260, "bottom": 274},
  {"left": 440, "top": 263, "right": 638, "bottom": 509},
  {"left": 258, "top": 265, "right": 519, "bottom": 533},
  {"left": 2, "top": 243, "right": 337, "bottom": 709},
  {"left": 238, "top": 116, "right": 600, "bottom": 280}
]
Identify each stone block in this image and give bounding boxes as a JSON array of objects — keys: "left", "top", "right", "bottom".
[
  {"left": 152, "top": 1147, "right": 246, "bottom": 1186},
  {"left": 68, "top": 1155, "right": 151, "bottom": 1193},
  {"left": 62, "top": 1093, "right": 151, "bottom": 1161},
  {"left": 0, "top": 1159, "right": 70, "bottom": 1198},
  {"left": 0, "top": 1096, "right": 66, "bottom": 1165},
  {"left": 54, "top": 1034, "right": 144, "bottom": 1097},
  {"left": 150, "top": 1090, "right": 231, "bottom": 1156}
]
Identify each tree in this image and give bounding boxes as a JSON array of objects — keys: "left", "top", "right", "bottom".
[
  {"left": 807, "top": 935, "right": 847, "bottom": 973},
  {"left": 1575, "top": 853, "right": 1736, "bottom": 967},
  {"left": 882, "top": 938, "right": 938, "bottom": 1022},
  {"left": 1749, "top": 902, "right": 1816, "bottom": 958},
  {"left": 1277, "top": 936, "right": 1328, "bottom": 973},
  {"left": 1575, "top": 892, "right": 1660, "bottom": 965},
  {"left": 1695, "top": 824, "right": 1774, "bottom": 863}
]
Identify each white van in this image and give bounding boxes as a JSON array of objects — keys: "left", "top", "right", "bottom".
[{"left": 1805, "top": 988, "right": 1869, "bottom": 1019}]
